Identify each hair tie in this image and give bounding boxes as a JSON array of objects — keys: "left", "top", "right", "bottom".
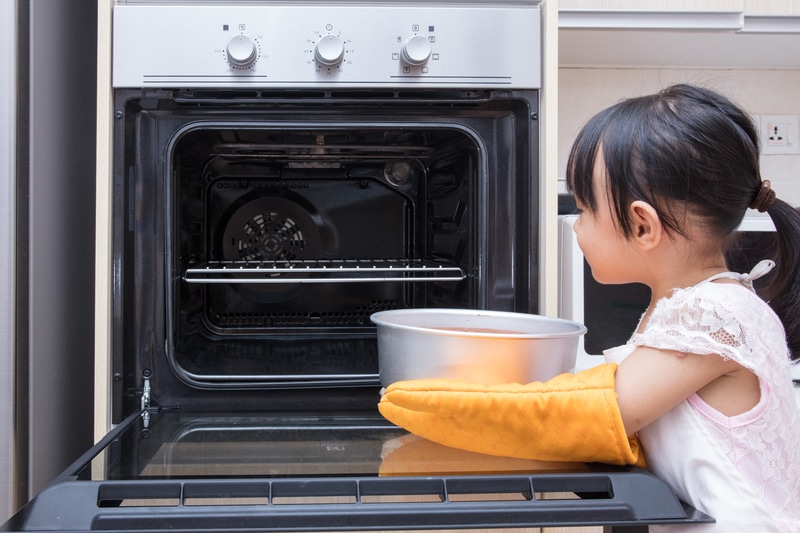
[{"left": 750, "top": 180, "right": 776, "bottom": 213}]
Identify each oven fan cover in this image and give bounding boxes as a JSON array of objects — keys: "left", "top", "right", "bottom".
[
  {"left": 219, "top": 194, "right": 322, "bottom": 300},
  {"left": 223, "top": 196, "right": 321, "bottom": 264}
]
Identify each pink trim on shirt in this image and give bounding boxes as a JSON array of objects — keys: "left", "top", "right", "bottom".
[{"left": 686, "top": 377, "right": 770, "bottom": 428}]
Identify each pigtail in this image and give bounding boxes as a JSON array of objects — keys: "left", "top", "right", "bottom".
[{"left": 761, "top": 199, "right": 800, "bottom": 361}]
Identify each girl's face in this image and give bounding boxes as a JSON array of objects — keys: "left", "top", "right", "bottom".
[{"left": 572, "top": 154, "right": 641, "bottom": 285}]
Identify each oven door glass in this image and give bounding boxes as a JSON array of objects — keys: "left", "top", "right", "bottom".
[{"left": 89, "top": 410, "right": 591, "bottom": 481}]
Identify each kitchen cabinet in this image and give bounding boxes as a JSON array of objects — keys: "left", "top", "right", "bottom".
[
  {"left": 744, "top": 0, "right": 800, "bottom": 15},
  {"left": 559, "top": 0, "right": 746, "bottom": 29},
  {"left": 560, "top": 0, "right": 800, "bottom": 15},
  {"left": 560, "top": 0, "right": 743, "bottom": 9},
  {"left": 559, "top": 0, "right": 800, "bottom": 69},
  {"left": 560, "top": 0, "right": 800, "bottom": 33}
]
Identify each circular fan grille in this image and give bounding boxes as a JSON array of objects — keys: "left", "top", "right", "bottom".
[
  {"left": 221, "top": 196, "right": 320, "bottom": 263},
  {"left": 238, "top": 211, "right": 305, "bottom": 261}
]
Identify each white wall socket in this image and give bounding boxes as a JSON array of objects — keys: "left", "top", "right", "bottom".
[{"left": 759, "top": 114, "right": 800, "bottom": 155}]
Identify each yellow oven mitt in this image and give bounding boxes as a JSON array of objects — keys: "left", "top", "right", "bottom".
[
  {"left": 378, "top": 363, "right": 646, "bottom": 467},
  {"left": 378, "top": 434, "right": 590, "bottom": 477}
]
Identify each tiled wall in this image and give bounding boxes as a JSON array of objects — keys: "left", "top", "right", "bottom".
[{"left": 557, "top": 67, "right": 800, "bottom": 208}]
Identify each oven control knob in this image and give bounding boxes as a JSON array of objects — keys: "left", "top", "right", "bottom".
[
  {"left": 401, "top": 35, "right": 432, "bottom": 66},
  {"left": 314, "top": 34, "right": 345, "bottom": 66},
  {"left": 226, "top": 35, "right": 257, "bottom": 67}
]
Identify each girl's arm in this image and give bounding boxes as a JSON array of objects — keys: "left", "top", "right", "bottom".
[{"left": 614, "top": 346, "right": 760, "bottom": 434}]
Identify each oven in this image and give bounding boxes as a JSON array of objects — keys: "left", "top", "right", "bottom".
[{"left": 2, "top": 1, "right": 712, "bottom": 531}]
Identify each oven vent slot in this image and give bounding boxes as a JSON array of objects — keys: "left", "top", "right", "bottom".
[
  {"left": 172, "top": 89, "right": 490, "bottom": 105},
  {"left": 81, "top": 472, "right": 707, "bottom": 531},
  {"left": 184, "top": 259, "right": 465, "bottom": 284}
]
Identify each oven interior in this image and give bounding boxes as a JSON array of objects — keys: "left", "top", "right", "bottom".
[
  {"left": 116, "top": 89, "right": 540, "bottom": 405},
  {"left": 172, "top": 125, "right": 476, "bottom": 385}
]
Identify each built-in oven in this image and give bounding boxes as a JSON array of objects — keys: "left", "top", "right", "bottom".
[{"left": 2, "top": 1, "right": 713, "bottom": 531}]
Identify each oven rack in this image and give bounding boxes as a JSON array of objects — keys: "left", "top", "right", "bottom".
[{"left": 183, "top": 259, "right": 466, "bottom": 284}]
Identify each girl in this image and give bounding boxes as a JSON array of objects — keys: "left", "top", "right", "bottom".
[{"left": 379, "top": 84, "right": 800, "bottom": 532}]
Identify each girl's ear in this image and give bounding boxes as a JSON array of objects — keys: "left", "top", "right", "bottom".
[{"left": 628, "top": 200, "right": 663, "bottom": 250}]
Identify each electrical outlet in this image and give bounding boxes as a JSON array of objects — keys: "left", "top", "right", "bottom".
[{"left": 759, "top": 114, "right": 799, "bottom": 155}]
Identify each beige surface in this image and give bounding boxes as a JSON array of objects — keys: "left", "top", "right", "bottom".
[
  {"left": 541, "top": 0, "right": 560, "bottom": 317},
  {"left": 94, "top": 0, "right": 113, "bottom": 448}
]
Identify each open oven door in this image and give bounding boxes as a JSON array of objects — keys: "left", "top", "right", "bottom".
[{"left": 2, "top": 401, "right": 714, "bottom": 532}]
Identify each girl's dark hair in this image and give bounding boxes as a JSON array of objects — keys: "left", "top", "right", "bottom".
[{"left": 566, "top": 83, "right": 800, "bottom": 361}]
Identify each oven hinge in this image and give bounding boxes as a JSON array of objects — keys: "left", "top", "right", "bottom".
[
  {"left": 140, "top": 377, "right": 152, "bottom": 428},
  {"left": 140, "top": 377, "right": 151, "bottom": 410}
]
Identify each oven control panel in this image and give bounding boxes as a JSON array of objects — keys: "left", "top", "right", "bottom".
[{"left": 112, "top": 3, "right": 541, "bottom": 89}]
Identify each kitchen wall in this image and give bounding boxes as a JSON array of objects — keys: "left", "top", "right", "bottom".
[{"left": 557, "top": 67, "right": 800, "bottom": 207}]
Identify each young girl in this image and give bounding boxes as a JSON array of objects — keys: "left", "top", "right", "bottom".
[{"left": 379, "top": 84, "right": 800, "bottom": 531}]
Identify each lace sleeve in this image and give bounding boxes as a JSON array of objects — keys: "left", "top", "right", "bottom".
[{"left": 630, "top": 283, "right": 782, "bottom": 370}]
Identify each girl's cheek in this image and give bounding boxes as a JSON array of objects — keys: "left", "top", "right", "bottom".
[
  {"left": 572, "top": 212, "right": 584, "bottom": 233},
  {"left": 575, "top": 235, "right": 591, "bottom": 259}
]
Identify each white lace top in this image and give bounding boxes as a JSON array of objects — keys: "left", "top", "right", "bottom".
[{"left": 604, "top": 261, "right": 800, "bottom": 532}]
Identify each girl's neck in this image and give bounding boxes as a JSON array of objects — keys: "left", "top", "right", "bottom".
[
  {"left": 638, "top": 263, "right": 730, "bottom": 335},
  {"left": 641, "top": 237, "right": 729, "bottom": 306}
]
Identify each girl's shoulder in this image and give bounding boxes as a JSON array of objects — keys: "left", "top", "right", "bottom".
[
  {"left": 660, "top": 276, "right": 768, "bottom": 315},
  {"left": 634, "top": 277, "right": 787, "bottom": 369},
  {"left": 651, "top": 261, "right": 780, "bottom": 330}
]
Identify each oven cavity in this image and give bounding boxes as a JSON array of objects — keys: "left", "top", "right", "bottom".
[{"left": 168, "top": 126, "right": 478, "bottom": 386}]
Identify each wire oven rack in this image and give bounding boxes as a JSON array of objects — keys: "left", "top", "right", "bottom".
[{"left": 184, "top": 259, "right": 466, "bottom": 284}]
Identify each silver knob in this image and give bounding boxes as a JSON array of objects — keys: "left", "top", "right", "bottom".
[
  {"left": 314, "top": 34, "right": 345, "bottom": 66},
  {"left": 226, "top": 35, "right": 257, "bottom": 67},
  {"left": 401, "top": 35, "right": 432, "bottom": 66}
]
